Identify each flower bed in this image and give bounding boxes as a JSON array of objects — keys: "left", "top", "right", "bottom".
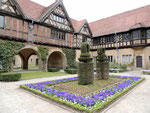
[{"left": 20, "top": 76, "right": 144, "bottom": 112}]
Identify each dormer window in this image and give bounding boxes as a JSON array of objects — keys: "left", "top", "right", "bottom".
[
  {"left": 83, "top": 27, "right": 87, "bottom": 32},
  {"left": 0, "top": 16, "right": 4, "bottom": 28},
  {"left": 53, "top": 15, "right": 64, "bottom": 23}
]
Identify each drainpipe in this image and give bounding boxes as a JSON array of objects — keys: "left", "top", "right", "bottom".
[{"left": 115, "top": 33, "right": 119, "bottom": 64}]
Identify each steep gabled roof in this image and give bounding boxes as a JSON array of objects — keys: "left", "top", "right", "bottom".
[
  {"left": 89, "top": 5, "right": 150, "bottom": 37},
  {"left": 71, "top": 18, "right": 93, "bottom": 37},
  {"left": 71, "top": 18, "right": 86, "bottom": 33},
  {"left": 16, "top": 0, "right": 45, "bottom": 20},
  {"left": 16, "top": 0, "right": 58, "bottom": 20}
]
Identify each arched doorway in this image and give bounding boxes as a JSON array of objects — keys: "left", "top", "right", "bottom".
[
  {"left": 13, "top": 54, "right": 23, "bottom": 70},
  {"left": 48, "top": 51, "right": 65, "bottom": 69},
  {"left": 14, "top": 48, "right": 40, "bottom": 70}
]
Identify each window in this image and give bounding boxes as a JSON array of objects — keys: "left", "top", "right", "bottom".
[
  {"left": 82, "top": 36, "right": 87, "bottom": 42},
  {"left": 106, "top": 35, "right": 114, "bottom": 43},
  {"left": 51, "top": 29, "right": 56, "bottom": 39},
  {"left": 93, "top": 38, "right": 99, "bottom": 46},
  {"left": 51, "top": 29, "right": 66, "bottom": 40},
  {"left": 0, "top": 16, "right": 4, "bottom": 28},
  {"left": 53, "top": 15, "right": 64, "bottom": 23},
  {"left": 147, "top": 29, "right": 150, "bottom": 38},
  {"left": 123, "top": 33, "right": 130, "bottom": 41},
  {"left": 108, "top": 56, "right": 113, "bottom": 62},
  {"left": 58, "top": 32, "right": 66, "bottom": 40},
  {"left": 83, "top": 27, "right": 87, "bottom": 32},
  {"left": 132, "top": 30, "right": 141, "bottom": 39},
  {"left": 122, "top": 55, "right": 132, "bottom": 64}
]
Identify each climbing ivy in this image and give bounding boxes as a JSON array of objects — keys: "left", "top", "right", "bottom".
[
  {"left": 38, "top": 46, "right": 49, "bottom": 72},
  {"left": 62, "top": 48, "right": 76, "bottom": 68},
  {"left": 38, "top": 46, "right": 49, "bottom": 61},
  {"left": 0, "top": 41, "right": 24, "bottom": 71}
]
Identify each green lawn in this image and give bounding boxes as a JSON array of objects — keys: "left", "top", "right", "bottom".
[
  {"left": 21, "top": 72, "right": 68, "bottom": 80},
  {"left": 28, "top": 66, "right": 39, "bottom": 70},
  {"left": 14, "top": 66, "right": 39, "bottom": 70}
]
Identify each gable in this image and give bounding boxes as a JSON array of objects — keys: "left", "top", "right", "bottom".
[
  {"left": 79, "top": 23, "right": 92, "bottom": 37},
  {"left": 42, "top": 3, "right": 74, "bottom": 32},
  {"left": 0, "top": 0, "right": 21, "bottom": 15}
]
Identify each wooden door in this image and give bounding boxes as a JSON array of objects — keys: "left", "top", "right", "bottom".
[{"left": 136, "top": 56, "right": 143, "bottom": 68}]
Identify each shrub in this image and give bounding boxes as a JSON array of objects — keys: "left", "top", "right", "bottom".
[
  {"left": 143, "top": 71, "right": 150, "bottom": 75},
  {"left": 62, "top": 48, "right": 76, "bottom": 68},
  {"left": 109, "top": 63, "right": 127, "bottom": 72},
  {"left": 0, "top": 73, "right": 21, "bottom": 81},
  {"left": 96, "top": 62, "right": 109, "bottom": 80},
  {"left": 78, "top": 43, "right": 94, "bottom": 85},
  {"left": 96, "top": 47, "right": 109, "bottom": 80},
  {"left": 78, "top": 62, "right": 94, "bottom": 85},
  {"left": 48, "top": 68, "right": 60, "bottom": 72},
  {"left": 64, "top": 68, "right": 78, "bottom": 74},
  {"left": 0, "top": 70, "right": 7, "bottom": 74},
  {"left": 119, "top": 64, "right": 127, "bottom": 72}
]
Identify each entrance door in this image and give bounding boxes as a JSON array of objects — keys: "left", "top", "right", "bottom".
[{"left": 136, "top": 56, "right": 143, "bottom": 68}]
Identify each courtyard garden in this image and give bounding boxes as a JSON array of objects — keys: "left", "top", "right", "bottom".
[
  {"left": 19, "top": 43, "right": 145, "bottom": 112},
  {"left": 20, "top": 75, "right": 144, "bottom": 112},
  {"left": 0, "top": 42, "right": 146, "bottom": 112}
]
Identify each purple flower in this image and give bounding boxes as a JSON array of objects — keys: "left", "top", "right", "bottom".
[{"left": 24, "top": 75, "right": 142, "bottom": 107}]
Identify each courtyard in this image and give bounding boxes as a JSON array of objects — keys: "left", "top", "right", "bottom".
[{"left": 0, "top": 70, "right": 150, "bottom": 113}]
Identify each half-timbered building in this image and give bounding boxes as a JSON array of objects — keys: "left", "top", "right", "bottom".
[
  {"left": 0, "top": 0, "right": 150, "bottom": 70},
  {"left": 89, "top": 5, "right": 150, "bottom": 69}
]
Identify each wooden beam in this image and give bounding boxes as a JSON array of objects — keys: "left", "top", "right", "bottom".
[
  {"left": 10, "top": 17, "right": 13, "bottom": 38},
  {"left": 16, "top": 19, "right": 19, "bottom": 39},
  {"left": 22, "top": 20, "right": 24, "bottom": 39},
  {"left": 4, "top": 16, "right": 7, "bottom": 36}
]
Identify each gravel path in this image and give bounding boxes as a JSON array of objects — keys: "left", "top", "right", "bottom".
[{"left": 0, "top": 71, "right": 150, "bottom": 113}]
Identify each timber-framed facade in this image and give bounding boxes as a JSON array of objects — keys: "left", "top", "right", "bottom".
[{"left": 0, "top": 0, "right": 150, "bottom": 70}]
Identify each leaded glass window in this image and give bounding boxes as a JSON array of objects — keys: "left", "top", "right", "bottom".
[
  {"left": 132, "top": 30, "right": 141, "bottom": 39},
  {"left": 122, "top": 55, "right": 132, "bottom": 64},
  {"left": 0, "top": 15, "right": 4, "bottom": 28},
  {"left": 123, "top": 33, "right": 130, "bottom": 41},
  {"left": 147, "top": 29, "right": 150, "bottom": 38},
  {"left": 53, "top": 15, "right": 64, "bottom": 23}
]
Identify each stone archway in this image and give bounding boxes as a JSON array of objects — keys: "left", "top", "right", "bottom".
[
  {"left": 17, "top": 48, "right": 40, "bottom": 70},
  {"left": 47, "top": 51, "right": 66, "bottom": 69}
]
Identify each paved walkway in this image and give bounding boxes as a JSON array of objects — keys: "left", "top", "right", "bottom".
[
  {"left": 101, "top": 71, "right": 150, "bottom": 113},
  {"left": 0, "top": 71, "right": 150, "bottom": 113}
]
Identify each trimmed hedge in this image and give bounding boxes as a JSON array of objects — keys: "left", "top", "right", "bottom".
[
  {"left": 64, "top": 68, "right": 78, "bottom": 74},
  {"left": 143, "top": 71, "right": 150, "bottom": 75},
  {"left": 78, "top": 62, "right": 94, "bottom": 85},
  {"left": 48, "top": 68, "right": 60, "bottom": 72},
  {"left": 0, "top": 73, "right": 21, "bottom": 81},
  {"left": 0, "top": 70, "right": 7, "bottom": 74},
  {"left": 96, "top": 62, "right": 109, "bottom": 80}
]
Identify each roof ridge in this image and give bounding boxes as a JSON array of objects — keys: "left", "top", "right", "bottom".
[
  {"left": 29, "top": 0, "right": 46, "bottom": 8},
  {"left": 90, "top": 4, "right": 150, "bottom": 24}
]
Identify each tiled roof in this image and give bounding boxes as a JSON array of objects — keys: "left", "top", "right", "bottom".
[
  {"left": 89, "top": 5, "right": 150, "bottom": 37},
  {"left": 71, "top": 18, "right": 86, "bottom": 33},
  {"left": 16, "top": 0, "right": 57, "bottom": 20}
]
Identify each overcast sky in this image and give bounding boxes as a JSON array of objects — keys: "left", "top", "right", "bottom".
[{"left": 31, "top": 0, "right": 150, "bottom": 22}]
